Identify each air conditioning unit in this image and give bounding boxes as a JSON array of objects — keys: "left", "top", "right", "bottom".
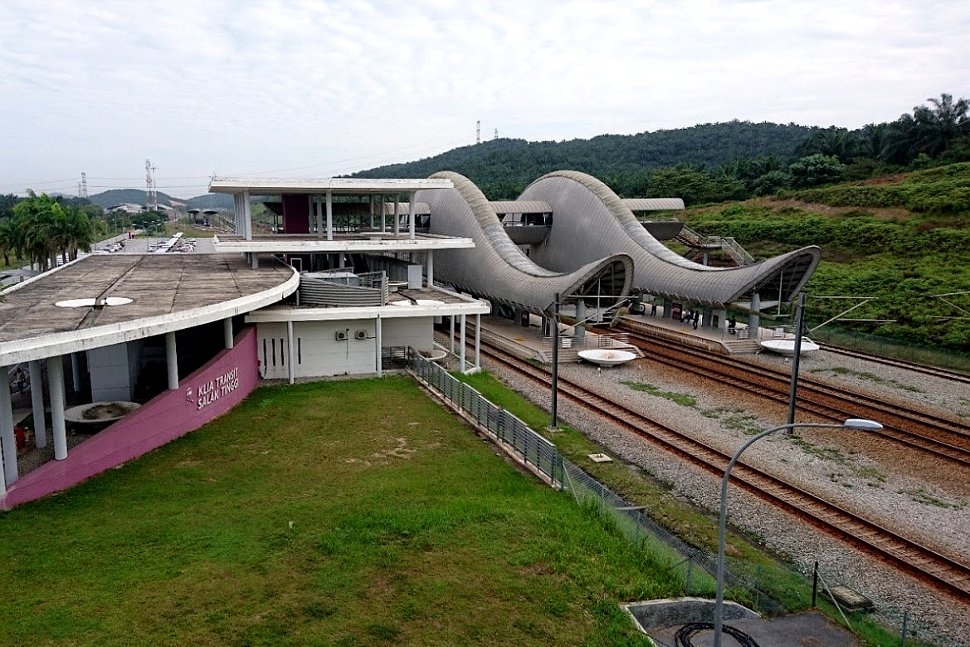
[
  {"left": 335, "top": 330, "right": 348, "bottom": 341},
  {"left": 354, "top": 330, "right": 367, "bottom": 340}
]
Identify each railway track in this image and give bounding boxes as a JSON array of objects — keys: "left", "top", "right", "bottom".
[
  {"left": 474, "top": 340, "right": 970, "bottom": 604},
  {"left": 822, "top": 343, "right": 970, "bottom": 387},
  {"left": 608, "top": 319, "right": 970, "bottom": 468}
]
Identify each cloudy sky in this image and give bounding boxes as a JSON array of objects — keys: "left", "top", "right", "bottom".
[{"left": 1, "top": 0, "right": 968, "bottom": 198}]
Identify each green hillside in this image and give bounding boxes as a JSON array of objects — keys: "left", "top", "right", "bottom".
[
  {"left": 354, "top": 121, "right": 814, "bottom": 199},
  {"left": 683, "top": 163, "right": 970, "bottom": 354},
  {"left": 87, "top": 189, "right": 176, "bottom": 209}
]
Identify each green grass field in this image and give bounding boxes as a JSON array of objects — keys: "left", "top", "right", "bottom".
[{"left": 0, "top": 377, "right": 678, "bottom": 646}]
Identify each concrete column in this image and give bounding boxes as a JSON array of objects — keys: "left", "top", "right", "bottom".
[
  {"left": 338, "top": 253, "right": 345, "bottom": 269},
  {"left": 369, "top": 195, "right": 375, "bottom": 230},
  {"left": 703, "top": 307, "right": 714, "bottom": 328},
  {"left": 474, "top": 313, "right": 481, "bottom": 370},
  {"left": 449, "top": 316, "right": 455, "bottom": 355},
  {"left": 315, "top": 197, "right": 323, "bottom": 238},
  {"left": 47, "top": 357, "right": 67, "bottom": 461},
  {"left": 459, "top": 314, "right": 467, "bottom": 372},
  {"left": 380, "top": 194, "right": 386, "bottom": 233},
  {"left": 663, "top": 298, "right": 672, "bottom": 319},
  {"left": 375, "top": 316, "right": 383, "bottom": 377},
  {"left": 286, "top": 321, "right": 295, "bottom": 385},
  {"left": 748, "top": 293, "right": 761, "bottom": 337},
  {"left": 426, "top": 250, "right": 434, "bottom": 287},
  {"left": 165, "top": 332, "right": 178, "bottom": 390},
  {"left": 575, "top": 300, "right": 587, "bottom": 342},
  {"left": 29, "top": 360, "right": 46, "bottom": 449},
  {"left": 326, "top": 190, "right": 334, "bottom": 241},
  {"left": 224, "top": 318, "right": 234, "bottom": 349},
  {"left": 393, "top": 194, "right": 400, "bottom": 236},
  {"left": 408, "top": 191, "right": 416, "bottom": 240},
  {"left": 244, "top": 190, "right": 252, "bottom": 240},
  {"left": 70, "top": 353, "right": 81, "bottom": 392},
  {"left": 0, "top": 368, "right": 17, "bottom": 486}
]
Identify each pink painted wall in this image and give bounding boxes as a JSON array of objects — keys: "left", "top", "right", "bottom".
[
  {"left": 282, "top": 194, "right": 310, "bottom": 234},
  {"left": 2, "top": 327, "right": 260, "bottom": 509}
]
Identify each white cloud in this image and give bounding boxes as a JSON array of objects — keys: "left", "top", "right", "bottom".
[{"left": 0, "top": 0, "right": 968, "bottom": 197}]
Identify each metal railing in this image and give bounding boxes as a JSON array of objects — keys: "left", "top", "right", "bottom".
[
  {"left": 408, "top": 348, "right": 942, "bottom": 642},
  {"left": 409, "top": 351, "right": 563, "bottom": 486}
]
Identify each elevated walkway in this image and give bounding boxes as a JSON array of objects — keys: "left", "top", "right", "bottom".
[{"left": 675, "top": 225, "right": 755, "bottom": 266}]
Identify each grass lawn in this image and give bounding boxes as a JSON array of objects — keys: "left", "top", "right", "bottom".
[{"left": 0, "top": 377, "right": 678, "bottom": 646}]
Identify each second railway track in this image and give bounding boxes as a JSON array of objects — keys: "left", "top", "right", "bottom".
[{"left": 470, "top": 338, "right": 970, "bottom": 605}]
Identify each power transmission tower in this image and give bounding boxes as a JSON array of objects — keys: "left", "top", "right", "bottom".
[
  {"left": 80, "top": 172, "right": 88, "bottom": 198},
  {"left": 476, "top": 120, "right": 481, "bottom": 144},
  {"left": 145, "top": 159, "right": 158, "bottom": 211},
  {"left": 493, "top": 128, "right": 498, "bottom": 140}
]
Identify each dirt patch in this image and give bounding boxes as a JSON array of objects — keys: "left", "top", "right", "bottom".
[
  {"left": 753, "top": 198, "right": 912, "bottom": 222},
  {"left": 82, "top": 403, "right": 135, "bottom": 420}
]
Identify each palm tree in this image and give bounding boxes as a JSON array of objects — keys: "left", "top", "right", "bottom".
[
  {"left": 0, "top": 218, "right": 17, "bottom": 267},
  {"left": 913, "top": 93, "right": 970, "bottom": 156}
]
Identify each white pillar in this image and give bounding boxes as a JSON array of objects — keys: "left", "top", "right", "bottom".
[
  {"left": 449, "top": 315, "right": 455, "bottom": 355},
  {"left": 369, "top": 195, "right": 375, "bottom": 230},
  {"left": 48, "top": 357, "right": 67, "bottom": 461},
  {"left": 393, "top": 194, "right": 400, "bottom": 236},
  {"left": 224, "top": 318, "right": 234, "bottom": 349},
  {"left": 165, "top": 332, "right": 178, "bottom": 390},
  {"left": 70, "top": 353, "right": 81, "bottom": 392},
  {"left": 375, "top": 316, "right": 383, "bottom": 377},
  {"left": 748, "top": 293, "right": 761, "bottom": 337},
  {"left": 0, "top": 368, "right": 17, "bottom": 486},
  {"left": 326, "top": 190, "right": 333, "bottom": 241},
  {"left": 474, "top": 313, "right": 481, "bottom": 370},
  {"left": 29, "top": 360, "right": 46, "bottom": 449},
  {"left": 315, "top": 196, "right": 322, "bottom": 238},
  {"left": 287, "top": 321, "right": 295, "bottom": 385},
  {"left": 426, "top": 250, "right": 434, "bottom": 287},
  {"left": 459, "top": 314, "right": 467, "bottom": 372},
  {"left": 380, "top": 194, "right": 386, "bottom": 233},
  {"left": 408, "top": 191, "right": 416, "bottom": 240}
]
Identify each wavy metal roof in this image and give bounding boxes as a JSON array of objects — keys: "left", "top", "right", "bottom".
[
  {"left": 489, "top": 200, "right": 552, "bottom": 214},
  {"left": 519, "top": 171, "right": 821, "bottom": 306},
  {"left": 417, "top": 171, "right": 634, "bottom": 315},
  {"left": 622, "top": 198, "right": 685, "bottom": 211}
]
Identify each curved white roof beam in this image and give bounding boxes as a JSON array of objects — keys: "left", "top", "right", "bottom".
[
  {"left": 519, "top": 170, "right": 821, "bottom": 306},
  {"left": 417, "top": 171, "right": 634, "bottom": 315}
]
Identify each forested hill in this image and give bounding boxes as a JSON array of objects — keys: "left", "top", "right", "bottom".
[
  {"left": 87, "top": 189, "right": 176, "bottom": 209},
  {"left": 353, "top": 121, "right": 815, "bottom": 198}
]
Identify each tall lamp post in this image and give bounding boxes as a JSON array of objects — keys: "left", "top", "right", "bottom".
[{"left": 713, "top": 418, "right": 884, "bottom": 647}]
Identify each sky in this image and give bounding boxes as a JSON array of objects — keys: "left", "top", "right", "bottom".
[{"left": 1, "top": 0, "right": 968, "bottom": 199}]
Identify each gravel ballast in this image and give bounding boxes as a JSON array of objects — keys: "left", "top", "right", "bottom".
[{"left": 477, "top": 345, "right": 970, "bottom": 647}]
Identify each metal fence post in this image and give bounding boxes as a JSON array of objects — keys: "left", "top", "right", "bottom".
[
  {"left": 900, "top": 609, "right": 909, "bottom": 647},
  {"left": 812, "top": 561, "right": 819, "bottom": 607}
]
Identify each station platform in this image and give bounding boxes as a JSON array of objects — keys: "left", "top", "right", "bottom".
[
  {"left": 473, "top": 314, "right": 643, "bottom": 364},
  {"left": 473, "top": 304, "right": 795, "bottom": 363}
]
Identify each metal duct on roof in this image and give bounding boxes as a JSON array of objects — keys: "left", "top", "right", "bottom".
[{"left": 298, "top": 271, "right": 388, "bottom": 307}]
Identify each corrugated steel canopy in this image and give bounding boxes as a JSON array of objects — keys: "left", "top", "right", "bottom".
[
  {"left": 209, "top": 177, "right": 453, "bottom": 195},
  {"left": 520, "top": 171, "right": 821, "bottom": 306},
  {"left": 622, "top": 198, "right": 685, "bottom": 211},
  {"left": 418, "top": 172, "right": 633, "bottom": 315},
  {"left": 489, "top": 200, "right": 552, "bottom": 214}
]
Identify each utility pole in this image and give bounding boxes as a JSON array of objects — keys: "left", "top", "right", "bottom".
[{"left": 145, "top": 159, "right": 158, "bottom": 211}]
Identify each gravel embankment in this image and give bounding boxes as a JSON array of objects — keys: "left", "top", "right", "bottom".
[{"left": 479, "top": 347, "right": 970, "bottom": 647}]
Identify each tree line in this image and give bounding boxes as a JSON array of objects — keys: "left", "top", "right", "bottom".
[
  {"left": 355, "top": 93, "right": 970, "bottom": 205},
  {"left": 0, "top": 192, "right": 97, "bottom": 271}
]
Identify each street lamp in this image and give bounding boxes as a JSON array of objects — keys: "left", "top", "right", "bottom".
[{"left": 713, "top": 418, "right": 883, "bottom": 647}]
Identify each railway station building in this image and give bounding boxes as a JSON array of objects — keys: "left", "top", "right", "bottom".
[{"left": 0, "top": 171, "right": 817, "bottom": 508}]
